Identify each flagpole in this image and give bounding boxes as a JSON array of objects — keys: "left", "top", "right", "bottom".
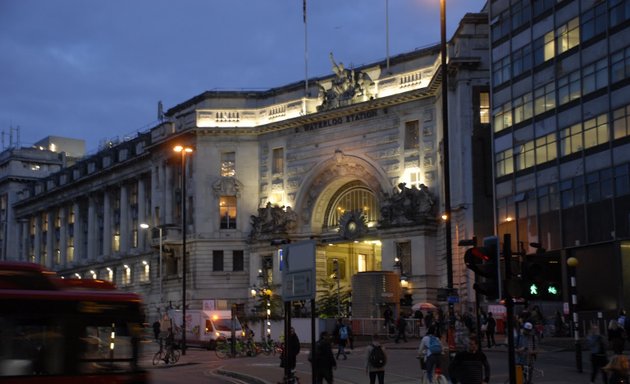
[
  {"left": 304, "top": 0, "right": 308, "bottom": 96},
  {"left": 386, "top": 0, "right": 390, "bottom": 71}
]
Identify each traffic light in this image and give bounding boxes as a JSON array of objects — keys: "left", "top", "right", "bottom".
[
  {"left": 521, "top": 256, "right": 562, "bottom": 300},
  {"left": 464, "top": 236, "right": 500, "bottom": 300}
]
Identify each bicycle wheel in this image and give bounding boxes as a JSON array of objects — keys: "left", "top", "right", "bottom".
[
  {"left": 215, "top": 342, "right": 229, "bottom": 359},
  {"left": 170, "top": 348, "right": 181, "bottom": 363},
  {"left": 152, "top": 350, "right": 165, "bottom": 366},
  {"left": 434, "top": 374, "right": 449, "bottom": 384}
]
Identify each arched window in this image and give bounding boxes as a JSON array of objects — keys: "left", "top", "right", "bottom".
[{"left": 324, "top": 182, "right": 379, "bottom": 230}]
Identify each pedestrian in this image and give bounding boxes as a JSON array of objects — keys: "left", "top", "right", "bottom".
[
  {"left": 587, "top": 324, "right": 608, "bottom": 384},
  {"left": 485, "top": 312, "right": 496, "bottom": 348},
  {"left": 152, "top": 319, "right": 161, "bottom": 341},
  {"left": 395, "top": 314, "right": 408, "bottom": 343},
  {"left": 604, "top": 354, "right": 630, "bottom": 384},
  {"left": 384, "top": 306, "right": 394, "bottom": 331},
  {"left": 334, "top": 318, "right": 349, "bottom": 360},
  {"left": 454, "top": 313, "right": 470, "bottom": 352},
  {"left": 515, "top": 322, "right": 536, "bottom": 366},
  {"left": 281, "top": 327, "right": 301, "bottom": 377},
  {"left": 366, "top": 334, "right": 387, "bottom": 384},
  {"left": 449, "top": 337, "right": 490, "bottom": 384},
  {"left": 417, "top": 326, "right": 442, "bottom": 383},
  {"left": 310, "top": 331, "right": 337, "bottom": 384},
  {"left": 608, "top": 319, "right": 626, "bottom": 355}
]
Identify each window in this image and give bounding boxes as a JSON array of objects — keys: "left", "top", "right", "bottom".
[
  {"left": 511, "top": 0, "right": 531, "bottom": 30},
  {"left": 233, "top": 250, "right": 244, "bottom": 271},
  {"left": 358, "top": 254, "right": 367, "bottom": 272},
  {"left": 535, "top": 133, "right": 557, "bottom": 165},
  {"left": 493, "top": 56, "right": 511, "bottom": 86},
  {"left": 325, "top": 185, "right": 379, "bottom": 229},
  {"left": 583, "top": 58, "right": 608, "bottom": 95},
  {"left": 583, "top": 114, "right": 609, "bottom": 149},
  {"left": 611, "top": 47, "right": 630, "bottom": 83},
  {"left": 561, "top": 123, "right": 583, "bottom": 156},
  {"left": 404, "top": 120, "right": 420, "bottom": 150},
  {"left": 327, "top": 258, "right": 346, "bottom": 280},
  {"left": 534, "top": 82, "right": 555, "bottom": 115},
  {"left": 140, "top": 261, "right": 150, "bottom": 283},
  {"left": 221, "top": 152, "right": 235, "bottom": 177},
  {"left": 581, "top": 2, "right": 606, "bottom": 41},
  {"left": 513, "top": 92, "right": 533, "bottom": 124},
  {"left": 515, "top": 141, "right": 536, "bottom": 171},
  {"left": 533, "top": 0, "right": 555, "bottom": 17},
  {"left": 615, "top": 164, "right": 630, "bottom": 196},
  {"left": 614, "top": 104, "right": 630, "bottom": 140},
  {"left": 272, "top": 148, "right": 284, "bottom": 174},
  {"left": 496, "top": 148, "right": 514, "bottom": 177},
  {"left": 493, "top": 102, "right": 513, "bottom": 133},
  {"left": 558, "top": 70, "right": 581, "bottom": 105},
  {"left": 610, "top": 0, "right": 630, "bottom": 28},
  {"left": 219, "top": 196, "right": 237, "bottom": 229},
  {"left": 512, "top": 44, "right": 532, "bottom": 78},
  {"left": 213, "top": 250, "right": 224, "bottom": 272},
  {"left": 479, "top": 92, "right": 490, "bottom": 124},
  {"left": 533, "top": 31, "right": 554, "bottom": 66},
  {"left": 556, "top": 17, "right": 580, "bottom": 55},
  {"left": 122, "top": 265, "right": 131, "bottom": 286}
]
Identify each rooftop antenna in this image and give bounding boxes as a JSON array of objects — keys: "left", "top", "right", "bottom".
[{"left": 158, "top": 101, "right": 164, "bottom": 122}]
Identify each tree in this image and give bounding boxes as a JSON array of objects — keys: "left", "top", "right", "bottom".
[{"left": 316, "top": 277, "right": 352, "bottom": 318}]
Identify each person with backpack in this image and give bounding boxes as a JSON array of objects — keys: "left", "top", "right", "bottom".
[
  {"left": 449, "top": 337, "right": 490, "bottom": 384},
  {"left": 335, "top": 318, "right": 349, "bottom": 360},
  {"left": 418, "top": 326, "right": 442, "bottom": 383},
  {"left": 366, "top": 334, "right": 387, "bottom": 384}
]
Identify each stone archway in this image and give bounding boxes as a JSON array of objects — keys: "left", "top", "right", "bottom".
[{"left": 293, "top": 149, "right": 391, "bottom": 234}]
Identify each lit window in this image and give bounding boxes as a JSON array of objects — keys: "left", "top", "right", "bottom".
[
  {"left": 496, "top": 148, "right": 514, "bottom": 177},
  {"left": 557, "top": 17, "right": 580, "bottom": 55},
  {"left": 220, "top": 196, "right": 237, "bottom": 229},
  {"left": 561, "top": 123, "right": 583, "bottom": 156},
  {"left": 584, "top": 114, "right": 609, "bottom": 149},
  {"left": 221, "top": 152, "right": 235, "bottom": 177},
  {"left": 479, "top": 92, "right": 490, "bottom": 124},
  {"left": 358, "top": 254, "right": 367, "bottom": 272}
]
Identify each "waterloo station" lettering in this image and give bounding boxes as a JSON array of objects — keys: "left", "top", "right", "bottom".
[{"left": 302, "top": 109, "right": 378, "bottom": 131}]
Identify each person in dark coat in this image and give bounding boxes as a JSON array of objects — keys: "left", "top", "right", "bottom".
[
  {"left": 485, "top": 312, "right": 497, "bottom": 348},
  {"left": 310, "top": 331, "right": 337, "bottom": 384},
  {"left": 449, "top": 337, "right": 491, "bottom": 384},
  {"left": 608, "top": 319, "right": 626, "bottom": 355},
  {"left": 152, "top": 320, "right": 161, "bottom": 341},
  {"left": 283, "top": 327, "right": 301, "bottom": 372},
  {"left": 395, "top": 314, "right": 408, "bottom": 343}
]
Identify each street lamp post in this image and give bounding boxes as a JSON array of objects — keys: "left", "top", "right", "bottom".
[
  {"left": 567, "top": 256, "right": 582, "bottom": 372},
  {"left": 174, "top": 145, "right": 193, "bottom": 355},
  {"left": 333, "top": 258, "right": 341, "bottom": 317},
  {"left": 140, "top": 223, "right": 163, "bottom": 304}
]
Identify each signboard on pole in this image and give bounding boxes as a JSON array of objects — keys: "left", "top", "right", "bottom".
[{"left": 281, "top": 240, "right": 316, "bottom": 301}]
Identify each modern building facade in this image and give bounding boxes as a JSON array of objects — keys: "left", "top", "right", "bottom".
[
  {"left": 489, "top": 0, "right": 630, "bottom": 314},
  {"left": 6, "top": 11, "right": 490, "bottom": 322}
]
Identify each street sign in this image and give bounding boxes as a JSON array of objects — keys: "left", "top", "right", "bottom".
[
  {"left": 447, "top": 295, "right": 459, "bottom": 304},
  {"left": 281, "top": 240, "right": 316, "bottom": 301}
]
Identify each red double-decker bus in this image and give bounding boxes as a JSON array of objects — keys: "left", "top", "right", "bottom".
[{"left": 0, "top": 261, "right": 149, "bottom": 383}]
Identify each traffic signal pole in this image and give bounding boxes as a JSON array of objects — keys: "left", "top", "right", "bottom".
[{"left": 504, "top": 233, "right": 517, "bottom": 384}]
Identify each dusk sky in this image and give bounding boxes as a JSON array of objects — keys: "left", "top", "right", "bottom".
[{"left": 0, "top": 0, "right": 486, "bottom": 154}]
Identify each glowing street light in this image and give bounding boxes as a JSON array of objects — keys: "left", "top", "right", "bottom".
[{"left": 174, "top": 144, "right": 193, "bottom": 355}]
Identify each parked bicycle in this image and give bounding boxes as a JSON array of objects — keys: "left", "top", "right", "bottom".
[
  {"left": 215, "top": 337, "right": 255, "bottom": 359},
  {"left": 152, "top": 342, "right": 181, "bottom": 365}
]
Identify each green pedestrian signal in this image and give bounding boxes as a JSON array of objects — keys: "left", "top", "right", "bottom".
[{"left": 529, "top": 283, "right": 539, "bottom": 296}]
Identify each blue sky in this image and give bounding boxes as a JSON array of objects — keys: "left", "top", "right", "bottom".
[{"left": 0, "top": 0, "right": 486, "bottom": 153}]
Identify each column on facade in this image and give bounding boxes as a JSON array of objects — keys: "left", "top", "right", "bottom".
[
  {"left": 137, "top": 176, "right": 147, "bottom": 250},
  {"left": 73, "top": 200, "right": 83, "bottom": 263},
  {"left": 164, "top": 161, "right": 173, "bottom": 225},
  {"left": 46, "top": 211, "right": 54, "bottom": 269},
  {"left": 59, "top": 206, "right": 68, "bottom": 268},
  {"left": 17, "top": 219, "right": 30, "bottom": 261},
  {"left": 103, "top": 189, "right": 112, "bottom": 257},
  {"left": 33, "top": 215, "right": 41, "bottom": 265},
  {"left": 119, "top": 183, "right": 129, "bottom": 253},
  {"left": 87, "top": 195, "right": 97, "bottom": 261}
]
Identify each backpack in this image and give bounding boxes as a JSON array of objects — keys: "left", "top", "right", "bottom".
[
  {"left": 369, "top": 345, "right": 386, "bottom": 368},
  {"left": 339, "top": 325, "right": 348, "bottom": 340},
  {"left": 428, "top": 335, "right": 443, "bottom": 354}
]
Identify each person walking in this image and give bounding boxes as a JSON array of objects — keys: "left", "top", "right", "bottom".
[
  {"left": 395, "top": 314, "right": 408, "bottom": 343},
  {"left": 485, "top": 312, "right": 497, "bottom": 348},
  {"left": 152, "top": 319, "right": 161, "bottom": 341},
  {"left": 285, "top": 327, "right": 301, "bottom": 373},
  {"left": 608, "top": 319, "right": 626, "bottom": 355},
  {"left": 418, "top": 326, "right": 442, "bottom": 383},
  {"left": 310, "top": 331, "right": 337, "bottom": 384},
  {"left": 384, "top": 306, "right": 394, "bottom": 331},
  {"left": 334, "top": 318, "right": 349, "bottom": 360},
  {"left": 587, "top": 324, "right": 608, "bottom": 384},
  {"left": 449, "top": 337, "right": 490, "bottom": 384},
  {"left": 366, "top": 334, "right": 387, "bottom": 384}
]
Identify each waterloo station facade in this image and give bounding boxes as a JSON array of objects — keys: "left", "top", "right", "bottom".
[{"left": 2, "top": 13, "right": 491, "bottom": 321}]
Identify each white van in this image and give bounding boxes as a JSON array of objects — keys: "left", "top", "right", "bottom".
[{"left": 167, "top": 309, "right": 243, "bottom": 349}]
